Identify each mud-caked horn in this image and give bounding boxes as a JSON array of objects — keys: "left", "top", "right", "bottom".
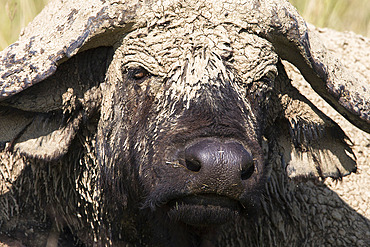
[{"left": 240, "top": 0, "right": 369, "bottom": 133}]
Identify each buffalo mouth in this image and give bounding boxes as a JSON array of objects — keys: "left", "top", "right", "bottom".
[{"left": 167, "top": 194, "right": 241, "bottom": 226}]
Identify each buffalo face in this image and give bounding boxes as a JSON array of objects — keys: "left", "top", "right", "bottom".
[
  {"left": 1, "top": 0, "right": 368, "bottom": 246},
  {"left": 97, "top": 25, "right": 276, "bottom": 228}
]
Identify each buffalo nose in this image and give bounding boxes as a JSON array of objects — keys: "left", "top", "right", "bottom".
[{"left": 183, "top": 139, "right": 255, "bottom": 180}]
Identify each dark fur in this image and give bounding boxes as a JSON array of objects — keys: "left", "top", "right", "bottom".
[{"left": 95, "top": 55, "right": 269, "bottom": 245}]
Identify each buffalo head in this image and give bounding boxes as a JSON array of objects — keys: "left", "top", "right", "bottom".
[{"left": 0, "top": 0, "right": 368, "bottom": 246}]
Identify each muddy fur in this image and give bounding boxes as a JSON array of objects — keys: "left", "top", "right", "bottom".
[{"left": 0, "top": 0, "right": 369, "bottom": 246}]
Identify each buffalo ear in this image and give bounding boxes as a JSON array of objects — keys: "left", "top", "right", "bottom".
[
  {"left": 0, "top": 47, "right": 111, "bottom": 160},
  {"left": 0, "top": 108, "right": 82, "bottom": 161},
  {"left": 275, "top": 75, "right": 356, "bottom": 179}
]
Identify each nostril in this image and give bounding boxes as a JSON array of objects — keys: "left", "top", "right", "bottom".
[
  {"left": 241, "top": 163, "right": 254, "bottom": 180},
  {"left": 185, "top": 158, "right": 202, "bottom": 172},
  {"left": 183, "top": 139, "right": 255, "bottom": 178}
]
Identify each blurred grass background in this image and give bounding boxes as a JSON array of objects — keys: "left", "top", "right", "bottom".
[
  {"left": 0, "top": 0, "right": 49, "bottom": 50},
  {"left": 0, "top": 0, "right": 369, "bottom": 50},
  {"left": 290, "top": 0, "right": 369, "bottom": 36}
]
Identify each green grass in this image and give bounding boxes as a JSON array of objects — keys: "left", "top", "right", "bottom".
[
  {"left": 0, "top": 0, "right": 49, "bottom": 50},
  {"left": 289, "top": 0, "right": 369, "bottom": 37},
  {"left": 0, "top": 0, "right": 369, "bottom": 50}
]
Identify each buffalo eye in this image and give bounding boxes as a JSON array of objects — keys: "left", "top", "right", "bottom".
[
  {"left": 259, "top": 75, "right": 272, "bottom": 84},
  {"left": 127, "top": 67, "right": 150, "bottom": 81},
  {"left": 259, "top": 69, "right": 277, "bottom": 84}
]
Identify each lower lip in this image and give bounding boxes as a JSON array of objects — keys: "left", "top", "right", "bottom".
[{"left": 167, "top": 195, "right": 240, "bottom": 226}]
